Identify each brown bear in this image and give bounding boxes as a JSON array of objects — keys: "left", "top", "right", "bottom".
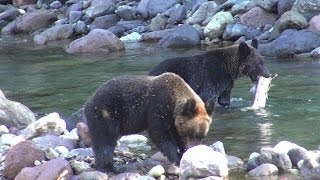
[
  {"left": 149, "top": 40, "right": 271, "bottom": 107},
  {"left": 84, "top": 72, "right": 214, "bottom": 172}
]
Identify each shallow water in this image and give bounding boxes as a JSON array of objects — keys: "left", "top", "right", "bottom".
[{"left": 1, "top": 36, "right": 320, "bottom": 165}]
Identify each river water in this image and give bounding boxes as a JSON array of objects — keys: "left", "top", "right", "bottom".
[{"left": 1, "top": 36, "right": 320, "bottom": 165}]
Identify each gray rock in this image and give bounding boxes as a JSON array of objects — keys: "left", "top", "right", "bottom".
[
  {"left": 1, "top": 20, "right": 16, "bottom": 35},
  {"left": 287, "top": 148, "right": 309, "bottom": 167},
  {"left": 0, "top": 96, "right": 36, "bottom": 129},
  {"left": 131, "top": 25, "right": 149, "bottom": 33},
  {"left": 0, "top": 134, "right": 24, "bottom": 147},
  {"left": 66, "top": 107, "right": 85, "bottom": 131},
  {"left": 226, "top": 155, "right": 244, "bottom": 169},
  {"left": 65, "top": 2, "right": 83, "bottom": 17},
  {"left": 148, "top": 165, "right": 165, "bottom": 178},
  {"left": 259, "top": 148, "right": 292, "bottom": 171},
  {"left": 159, "top": 24, "right": 201, "bottom": 48},
  {"left": 107, "top": 25, "right": 125, "bottom": 37},
  {"left": 115, "top": 5, "right": 135, "bottom": 20},
  {"left": 257, "top": 0, "right": 278, "bottom": 12},
  {"left": 211, "top": 141, "right": 226, "bottom": 155},
  {"left": 272, "top": 10, "right": 307, "bottom": 36},
  {"left": 183, "top": 0, "right": 206, "bottom": 11},
  {"left": 0, "top": 8, "right": 20, "bottom": 22},
  {"left": 66, "top": 29, "right": 125, "bottom": 53},
  {"left": 149, "top": 14, "right": 168, "bottom": 31},
  {"left": 247, "top": 163, "right": 279, "bottom": 177},
  {"left": 308, "top": 15, "right": 320, "bottom": 32},
  {"left": 15, "top": 9, "right": 56, "bottom": 33},
  {"left": 277, "top": 0, "right": 295, "bottom": 15},
  {"left": 137, "top": 0, "right": 180, "bottom": 18},
  {"left": 231, "top": 0, "right": 257, "bottom": 15},
  {"left": 222, "top": 0, "right": 249, "bottom": 9},
  {"left": 247, "top": 152, "right": 261, "bottom": 171},
  {"left": 90, "top": 14, "right": 120, "bottom": 30},
  {"left": 186, "top": 1, "right": 219, "bottom": 25},
  {"left": 300, "top": 154, "right": 320, "bottom": 179},
  {"left": 310, "top": 47, "right": 320, "bottom": 58},
  {"left": 70, "top": 160, "right": 91, "bottom": 174},
  {"left": 117, "top": 20, "right": 147, "bottom": 31},
  {"left": 240, "top": 6, "right": 277, "bottom": 28},
  {"left": 75, "top": 21, "right": 87, "bottom": 34},
  {"left": 33, "top": 24, "right": 74, "bottom": 45},
  {"left": 69, "top": 11, "right": 82, "bottom": 24},
  {"left": 0, "top": 125, "right": 9, "bottom": 136},
  {"left": 222, "top": 23, "right": 247, "bottom": 41},
  {"left": 50, "top": 0, "right": 62, "bottom": 9},
  {"left": 120, "top": 32, "right": 142, "bottom": 43},
  {"left": 273, "top": 141, "right": 307, "bottom": 155},
  {"left": 32, "top": 134, "right": 77, "bottom": 151},
  {"left": 258, "top": 29, "right": 320, "bottom": 57},
  {"left": 141, "top": 29, "right": 174, "bottom": 42},
  {"left": 44, "top": 147, "right": 59, "bottom": 160},
  {"left": 165, "top": 4, "right": 186, "bottom": 24},
  {"left": 113, "top": 172, "right": 140, "bottom": 180},
  {"left": 67, "top": 148, "right": 94, "bottom": 160},
  {"left": 13, "top": 0, "right": 36, "bottom": 6},
  {"left": 204, "top": 11, "right": 234, "bottom": 39},
  {"left": 73, "top": 171, "right": 108, "bottom": 179},
  {"left": 179, "top": 145, "right": 229, "bottom": 179},
  {"left": 292, "top": 0, "right": 320, "bottom": 21},
  {"left": 85, "top": 0, "right": 116, "bottom": 18}
]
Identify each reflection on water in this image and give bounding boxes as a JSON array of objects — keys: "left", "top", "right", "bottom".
[{"left": 0, "top": 36, "right": 320, "bottom": 162}]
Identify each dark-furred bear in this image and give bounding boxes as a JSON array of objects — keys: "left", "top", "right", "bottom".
[
  {"left": 84, "top": 72, "right": 214, "bottom": 172},
  {"left": 149, "top": 40, "right": 271, "bottom": 107}
]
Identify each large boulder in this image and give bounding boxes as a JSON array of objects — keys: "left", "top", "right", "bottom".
[
  {"left": 137, "top": 0, "right": 180, "bottom": 18},
  {"left": 33, "top": 24, "right": 74, "bottom": 45},
  {"left": 66, "top": 29, "right": 125, "bottom": 53},
  {"left": 292, "top": 0, "right": 320, "bottom": 21},
  {"left": 3, "top": 140, "right": 45, "bottom": 180},
  {"left": 179, "top": 145, "right": 229, "bottom": 179},
  {"left": 15, "top": 9, "right": 56, "bottom": 33},
  {"left": 240, "top": 6, "right": 278, "bottom": 28},
  {"left": 258, "top": 29, "right": 320, "bottom": 57},
  {"left": 185, "top": 1, "right": 219, "bottom": 25},
  {"left": 0, "top": 95, "right": 36, "bottom": 129},
  {"left": 204, "top": 11, "right": 234, "bottom": 39},
  {"left": 159, "top": 24, "right": 201, "bottom": 48}
]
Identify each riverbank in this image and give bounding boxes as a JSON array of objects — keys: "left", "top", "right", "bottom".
[{"left": 0, "top": 0, "right": 320, "bottom": 57}]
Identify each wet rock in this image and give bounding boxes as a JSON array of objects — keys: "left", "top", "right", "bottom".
[
  {"left": 3, "top": 140, "right": 45, "bottom": 180},
  {"left": 180, "top": 145, "right": 229, "bottom": 179},
  {"left": 231, "top": 0, "right": 257, "bottom": 15},
  {"left": 240, "top": 6, "right": 278, "bottom": 28},
  {"left": 211, "top": 141, "right": 226, "bottom": 156},
  {"left": 120, "top": 32, "right": 141, "bottom": 42},
  {"left": 75, "top": 20, "right": 87, "bottom": 34},
  {"left": 257, "top": 0, "right": 278, "bottom": 12},
  {"left": 33, "top": 24, "right": 74, "bottom": 45},
  {"left": 148, "top": 165, "right": 165, "bottom": 178},
  {"left": 32, "top": 134, "right": 77, "bottom": 151},
  {"left": 149, "top": 14, "right": 168, "bottom": 31},
  {"left": 0, "top": 96, "right": 36, "bottom": 129},
  {"left": 287, "top": 148, "right": 308, "bottom": 167},
  {"left": 300, "top": 154, "right": 320, "bottom": 179},
  {"left": 66, "top": 29, "right": 125, "bottom": 53},
  {"left": 1, "top": 20, "right": 16, "bottom": 35},
  {"left": 137, "top": 0, "right": 180, "bottom": 18},
  {"left": 117, "top": 20, "right": 147, "bottom": 31},
  {"left": 113, "top": 172, "right": 141, "bottom": 179},
  {"left": 292, "top": 0, "right": 320, "bottom": 21},
  {"left": 73, "top": 170, "right": 108, "bottom": 179},
  {"left": 19, "top": 112, "right": 67, "bottom": 139},
  {"left": 70, "top": 160, "right": 91, "bottom": 174},
  {"left": 85, "top": 0, "right": 116, "bottom": 18},
  {"left": 204, "top": 11, "right": 234, "bottom": 39},
  {"left": 108, "top": 25, "right": 125, "bottom": 37},
  {"left": 15, "top": 9, "right": 56, "bottom": 33},
  {"left": 277, "top": 0, "right": 295, "bottom": 15},
  {"left": 90, "top": 14, "right": 120, "bottom": 30},
  {"left": 69, "top": 10, "right": 82, "bottom": 24},
  {"left": 0, "top": 133, "right": 24, "bottom": 147},
  {"left": 0, "top": 8, "right": 20, "bottom": 22},
  {"left": 15, "top": 157, "right": 72, "bottom": 180},
  {"left": 247, "top": 163, "right": 279, "bottom": 177},
  {"left": 259, "top": 148, "right": 292, "bottom": 171},
  {"left": 76, "top": 122, "right": 92, "bottom": 147},
  {"left": 132, "top": 25, "right": 149, "bottom": 34},
  {"left": 247, "top": 152, "right": 261, "bottom": 171},
  {"left": 13, "top": 0, "right": 36, "bottom": 6},
  {"left": 159, "top": 24, "right": 201, "bottom": 48},
  {"left": 141, "top": 29, "right": 174, "bottom": 42},
  {"left": 115, "top": 5, "right": 135, "bottom": 20},
  {"left": 226, "top": 155, "right": 244, "bottom": 169},
  {"left": 118, "top": 134, "right": 150, "bottom": 152},
  {"left": 165, "top": 4, "right": 186, "bottom": 25},
  {"left": 308, "top": 15, "right": 320, "bottom": 32},
  {"left": 258, "top": 29, "right": 320, "bottom": 57},
  {"left": 310, "top": 47, "right": 320, "bottom": 58},
  {"left": 186, "top": 1, "right": 219, "bottom": 25}
]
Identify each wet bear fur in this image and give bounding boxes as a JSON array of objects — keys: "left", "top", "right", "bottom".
[
  {"left": 84, "top": 72, "right": 214, "bottom": 172},
  {"left": 149, "top": 40, "right": 271, "bottom": 107}
]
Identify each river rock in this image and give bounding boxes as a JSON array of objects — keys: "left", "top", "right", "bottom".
[
  {"left": 115, "top": 5, "right": 135, "bottom": 20},
  {"left": 0, "top": 8, "right": 20, "bottom": 22},
  {"left": 67, "top": 148, "right": 94, "bottom": 160},
  {"left": 85, "top": 0, "right": 116, "bottom": 18},
  {"left": 165, "top": 4, "right": 186, "bottom": 25},
  {"left": 277, "top": 0, "right": 295, "bottom": 15},
  {"left": 33, "top": 24, "right": 74, "bottom": 45},
  {"left": 258, "top": 29, "right": 320, "bottom": 57},
  {"left": 90, "top": 14, "right": 120, "bottom": 30},
  {"left": 148, "top": 165, "right": 165, "bottom": 178},
  {"left": 211, "top": 141, "right": 226, "bottom": 155},
  {"left": 0, "top": 125, "right": 9, "bottom": 135},
  {"left": 222, "top": 0, "right": 249, "bottom": 9},
  {"left": 66, "top": 29, "right": 125, "bottom": 53},
  {"left": 3, "top": 140, "right": 45, "bottom": 180},
  {"left": 74, "top": 171, "right": 108, "bottom": 179},
  {"left": 44, "top": 147, "right": 59, "bottom": 160},
  {"left": 1, "top": 20, "right": 16, "bottom": 35},
  {"left": 247, "top": 152, "right": 261, "bottom": 171},
  {"left": 70, "top": 160, "right": 91, "bottom": 174},
  {"left": 13, "top": 0, "right": 36, "bottom": 6},
  {"left": 113, "top": 172, "right": 141, "bottom": 179},
  {"left": 247, "top": 163, "right": 279, "bottom": 177},
  {"left": 0, "top": 96, "right": 36, "bottom": 129},
  {"left": 259, "top": 148, "right": 292, "bottom": 171},
  {"left": 226, "top": 155, "right": 244, "bottom": 169},
  {"left": 149, "top": 14, "right": 168, "bottom": 31},
  {"left": 159, "top": 24, "right": 201, "bottom": 48},
  {"left": 257, "top": 0, "right": 278, "bottom": 12},
  {"left": 49, "top": 1, "right": 62, "bottom": 9},
  {"left": 69, "top": 11, "right": 82, "bottom": 24},
  {"left": 310, "top": 47, "right": 320, "bottom": 58},
  {"left": 107, "top": 25, "right": 125, "bottom": 37},
  {"left": 66, "top": 107, "right": 85, "bottom": 131},
  {"left": 287, "top": 148, "right": 309, "bottom": 167},
  {"left": 300, "top": 154, "right": 320, "bottom": 179},
  {"left": 204, "top": 11, "right": 234, "bottom": 39},
  {"left": 180, "top": 145, "right": 229, "bottom": 179},
  {"left": 65, "top": 2, "right": 83, "bottom": 17},
  {"left": 120, "top": 32, "right": 141, "bottom": 42},
  {"left": 15, "top": 9, "right": 56, "bottom": 33},
  {"left": 186, "top": 1, "right": 219, "bottom": 25},
  {"left": 222, "top": 23, "right": 247, "bottom": 41},
  {"left": 19, "top": 112, "right": 67, "bottom": 139},
  {"left": 231, "top": 0, "right": 257, "bottom": 15},
  {"left": 137, "top": 0, "right": 180, "bottom": 18},
  {"left": 76, "top": 122, "right": 92, "bottom": 147},
  {"left": 308, "top": 15, "right": 320, "bottom": 31},
  {"left": 240, "top": 6, "right": 277, "bottom": 28},
  {"left": 15, "top": 157, "right": 72, "bottom": 180},
  {"left": 75, "top": 20, "right": 87, "bottom": 34},
  {"left": 0, "top": 134, "right": 24, "bottom": 147},
  {"left": 273, "top": 10, "right": 307, "bottom": 33},
  {"left": 292, "top": 0, "right": 320, "bottom": 21},
  {"left": 117, "top": 20, "right": 147, "bottom": 31},
  {"left": 32, "top": 134, "right": 77, "bottom": 151},
  {"left": 273, "top": 141, "right": 307, "bottom": 154},
  {"left": 141, "top": 29, "right": 174, "bottom": 42}
]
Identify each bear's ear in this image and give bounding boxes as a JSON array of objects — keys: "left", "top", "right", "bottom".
[
  {"left": 205, "top": 99, "right": 215, "bottom": 115},
  {"left": 239, "top": 42, "right": 250, "bottom": 62},
  {"left": 182, "top": 99, "right": 197, "bottom": 116},
  {"left": 251, "top": 38, "right": 258, "bottom": 49}
]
